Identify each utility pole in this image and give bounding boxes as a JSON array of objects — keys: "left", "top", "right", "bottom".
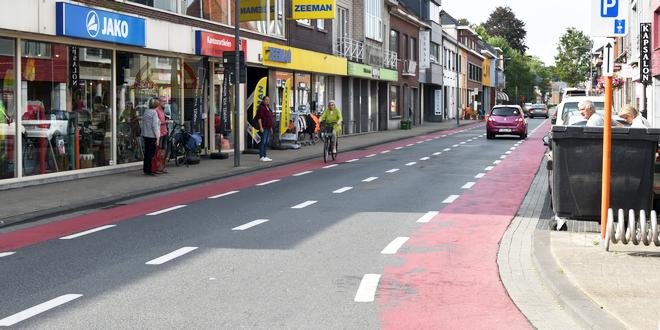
[{"left": 233, "top": 0, "right": 240, "bottom": 167}]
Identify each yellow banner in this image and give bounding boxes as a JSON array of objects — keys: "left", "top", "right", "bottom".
[
  {"left": 240, "top": 0, "right": 275, "bottom": 22},
  {"left": 262, "top": 42, "right": 347, "bottom": 76},
  {"left": 253, "top": 77, "right": 268, "bottom": 136},
  {"left": 292, "top": 0, "right": 335, "bottom": 19},
  {"left": 280, "top": 78, "right": 291, "bottom": 137}
]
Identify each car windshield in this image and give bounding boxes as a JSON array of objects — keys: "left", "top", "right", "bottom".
[
  {"left": 491, "top": 107, "right": 520, "bottom": 116},
  {"left": 561, "top": 101, "right": 605, "bottom": 123},
  {"left": 566, "top": 90, "right": 586, "bottom": 97},
  {"left": 531, "top": 104, "right": 546, "bottom": 109}
]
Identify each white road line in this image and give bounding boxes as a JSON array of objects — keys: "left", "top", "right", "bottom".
[
  {"left": 208, "top": 190, "right": 239, "bottom": 199},
  {"left": 0, "top": 252, "right": 15, "bottom": 258},
  {"left": 416, "top": 141, "right": 424, "bottom": 144},
  {"left": 256, "top": 179, "right": 281, "bottom": 186},
  {"left": 59, "top": 225, "right": 116, "bottom": 240},
  {"left": 323, "top": 164, "right": 339, "bottom": 169},
  {"left": 386, "top": 168, "right": 400, "bottom": 173},
  {"left": 0, "top": 294, "right": 83, "bottom": 327},
  {"left": 419, "top": 157, "right": 430, "bottom": 161},
  {"left": 500, "top": 155, "right": 507, "bottom": 159},
  {"left": 460, "top": 142, "right": 466, "bottom": 144},
  {"left": 452, "top": 144, "right": 459, "bottom": 147},
  {"left": 381, "top": 150, "right": 392, "bottom": 154},
  {"left": 416, "top": 211, "right": 439, "bottom": 223},
  {"left": 146, "top": 247, "right": 198, "bottom": 265},
  {"left": 444, "top": 148, "right": 451, "bottom": 151},
  {"left": 510, "top": 147, "right": 516, "bottom": 151},
  {"left": 425, "top": 139, "right": 432, "bottom": 142},
  {"left": 494, "top": 160, "right": 502, "bottom": 164},
  {"left": 362, "top": 177, "right": 379, "bottom": 182},
  {"left": 293, "top": 171, "right": 313, "bottom": 177},
  {"left": 394, "top": 147, "right": 403, "bottom": 150},
  {"left": 333, "top": 187, "right": 353, "bottom": 194},
  {"left": 232, "top": 219, "right": 269, "bottom": 231},
  {"left": 462, "top": 182, "right": 476, "bottom": 189},
  {"left": 346, "top": 159, "right": 359, "bottom": 163},
  {"left": 433, "top": 152, "right": 442, "bottom": 156},
  {"left": 291, "top": 200, "right": 318, "bottom": 209},
  {"left": 475, "top": 173, "right": 486, "bottom": 178},
  {"left": 485, "top": 166, "right": 495, "bottom": 171},
  {"left": 365, "top": 154, "right": 377, "bottom": 158},
  {"left": 505, "top": 151, "right": 512, "bottom": 154},
  {"left": 443, "top": 195, "right": 460, "bottom": 203},
  {"left": 354, "top": 274, "right": 381, "bottom": 302},
  {"left": 381, "top": 237, "right": 410, "bottom": 254},
  {"left": 406, "top": 143, "right": 414, "bottom": 147},
  {"left": 405, "top": 162, "right": 417, "bottom": 166},
  {"left": 147, "top": 205, "right": 187, "bottom": 216},
  {"left": 441, "top": 135, "right": 447, "bottom": 137}
]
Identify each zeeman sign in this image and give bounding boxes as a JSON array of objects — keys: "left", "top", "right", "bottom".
[{"left": 240, "top": 0, "right": 335, "bottom": 22}]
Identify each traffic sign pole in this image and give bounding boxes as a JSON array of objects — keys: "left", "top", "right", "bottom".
[{"left": 601, "top": 76, "right": 613, "bottom": 238}]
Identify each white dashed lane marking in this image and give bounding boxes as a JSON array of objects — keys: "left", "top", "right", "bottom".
[
  {"left": 256, "top": 179, "right": 281, "bottom": 186},
  {"left": 59, "top": 225, "right": 116, "bottom": 240},
  {"left": 405, "top": 162, "right": 417, "bottom": 166},
  {"left": 208, "top": 190, "right": 239, "bottom": 199},
  {"left": 381, "top": 237, "right": 410, "bottom": 254},
  {"left": 346, "top": 159, "right": 359, "bottom": 163},
  {"left": 362, "top": 177, "right": 379, "bottom": 182},
  {"left": 485, "top": 166, "right": 495, "bottom": 171},
  {"left": 291, "top": 201, "right": 318, "bottom": 209},
  {"left": 462, "top": 182, "right": 476, "bottom": 189},
  {"left": 381, "top": 150, "right": 391, "bottom": 154},
  {"left": 293, "top": 171, "right": 313, "bottom": 177},
  {"left": 433, "top": 152, "right": 442, "bottom": 156},
  {"left": 475, "top": 173, "right": 486, "bottom": 178},
  {"left": 333, "top": 187, "right": 353, "bottom": 194},
  {"left": 494, "top": 160, "right": 502, "bottom": 164},
  {"left": 386, "top": 168, "right": 400, "bottom": 173},
  {"left": 232, "top": 219, "right": 269, "bottom": 231},
  {"left": 0, "top": 294, "right": 83, "bottom": 327},
  {"left": 442, "top": 195, "right": 460, "bottom": 204},
  {"left": 420, "top": 157, "right": 430, "bottom": 161},
  {"left": 0, "top": 252, "right": 15, "bottom": 258},
  {"left": 323, "top": 164, "right": 339, "bottom": 169},
  {"left": 147, "top": 205, "right": 187, "bottom": 216},
  {"left": 146, "top": 247, "right": 198, "bottom": 265},
  {"left": 444, "top": 148, "right": 451, "bottom": 151},
  {"left": 355, "top": 274, "right": 381, "bottom": 302},
  {"left": 416, "top": 211, "right": 439, "bottom": 223},
  {"left": 394, "top": 147, "right": 403, "bottom": 150},
  {"left": 365, "top": 154, "right": 377, "bottom": 158}
]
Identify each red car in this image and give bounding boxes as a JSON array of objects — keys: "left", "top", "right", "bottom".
[{"left": 486, "top": 105, "right": 528, "bottom": 140}]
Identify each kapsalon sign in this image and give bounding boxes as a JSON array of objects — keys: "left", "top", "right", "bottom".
[
  {"left": 292, "top": 0, "right": 336, "bottom": 20},
  {"left": 56, "top": 2, "right": 146, "bottom": 47}
]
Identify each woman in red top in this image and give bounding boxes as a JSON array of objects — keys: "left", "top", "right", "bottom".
[{"left": 255, "top": 96, "right": 273, "bottom": 162}]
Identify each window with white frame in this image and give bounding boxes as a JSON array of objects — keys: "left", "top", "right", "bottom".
[
  {"left": 317, "top": 19, "right": 325, "bottom": 30},
  {"left": 430, "top": 43, "right": 439, "bottom": 63},
  {"left": 365, "top": 0, "right": 383, "bottom": 41},
  {"left": 298, "top": 19, "right": 312, "bottom": 26},
  {"left": 429, "top": 2, "right": 440, "bottom": 24}
]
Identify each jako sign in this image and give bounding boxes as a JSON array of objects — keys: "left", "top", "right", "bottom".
[
  {"left": 56, "top": 2, "right": 146, "bottom": 47},
  {"left": 292, "top": 0, "right": 335, "bottom": 20},
  {"left": 640, "top": 23, "right": 651, "bottom": 85}
]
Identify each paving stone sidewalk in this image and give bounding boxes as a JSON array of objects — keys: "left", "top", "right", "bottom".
[{"left": 0, "top": 120, "right": 477, "bottom": 229}]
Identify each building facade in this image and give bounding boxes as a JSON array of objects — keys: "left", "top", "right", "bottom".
[{"left": 458, "top": 26, "right": 484, "bottom": 114}]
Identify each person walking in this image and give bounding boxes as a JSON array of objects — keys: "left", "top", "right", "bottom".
[
  {"left": 155, "top": 97, "right": 170, "bottom": 173},
  {"left": 142, "top": 98, "right": 161, "bottom": 176},
  {"left": 618, "top": 104, "right": 651, "bottom": 128},
  {"left": 255, "top": 96, "right": 274, "bottom": 162}
]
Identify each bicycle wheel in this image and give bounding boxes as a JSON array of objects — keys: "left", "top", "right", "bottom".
[
  {"left": 323, "top": 137, "right": 329, "bottom": 163},
  {"left": 331, "top": 139, "right": 337, "bottom": 161}
]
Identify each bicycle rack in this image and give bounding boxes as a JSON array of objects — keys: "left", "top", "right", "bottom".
[{"left": 604, "top": 209, "right": 660, "bottom": 251}]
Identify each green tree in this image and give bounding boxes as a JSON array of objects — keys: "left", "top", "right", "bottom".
[
  {"left": 554, "top": 27, "right": 593, "bottom": 87},
  {"left": 483, "top": 6, "right": 527, "bottom": 53},
  {"left": 457, "top": 18, "right": 470, "bottom": 26}
]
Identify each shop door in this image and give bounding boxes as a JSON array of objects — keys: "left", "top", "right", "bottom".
[
  {"left": 370, "top": 81, "right": 378, "bottom": 131},
  {"left": 360, "top": 80, "right": 369, "bottom": 132},
  {"left": 378, "top": 82, "right": 388, "bottom": 130}
]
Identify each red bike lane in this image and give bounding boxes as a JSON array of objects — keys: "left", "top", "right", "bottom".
[
  {"left": 379, "top": 120, "right": 551, "bottom": 329},
  {"left": 0, "top": 123, "right": 482, "bottom": 253}
]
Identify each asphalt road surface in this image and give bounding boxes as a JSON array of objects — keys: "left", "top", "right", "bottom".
[{"left": 0, "top": 119, "right": 547, "bottom": 329}]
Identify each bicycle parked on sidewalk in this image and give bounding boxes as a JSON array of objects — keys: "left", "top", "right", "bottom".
[
  {"left": 320, "top": 123, "right": 337, "bottom": 163},
  {"left": 167, "top": 123, "right": 202, "bottom": 167}
]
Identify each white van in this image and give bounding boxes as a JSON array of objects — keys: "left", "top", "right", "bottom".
[{"left": 561, "top": 88, "right": 588, "bottom": 101}]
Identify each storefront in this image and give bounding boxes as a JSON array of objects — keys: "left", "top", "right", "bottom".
[
  {"left": 0, "top": 2, "right": 249, "bottom": 184},
  {"left": 345, "top": 62, "right": 397, "bottom": 133},
  {"left": 258, "top": 42, "right": 346, "bottom": 145}
]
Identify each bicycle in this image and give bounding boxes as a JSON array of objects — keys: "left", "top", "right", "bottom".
[{"left": 320, "top": 123, "right": 337, "bottom": 163}]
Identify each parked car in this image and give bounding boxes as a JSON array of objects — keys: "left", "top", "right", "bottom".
[
  {"left": 553, "top": 95, "right": 626, "bottom": 126},
  {"left": 528, "top": 103, "right": 549, "bottom": 118},
  {"left": 561, "top": 88, "right": 588, "bottom": 101},
  {"left": 486, "top": 105, "right": 528, "bottom": 139}
]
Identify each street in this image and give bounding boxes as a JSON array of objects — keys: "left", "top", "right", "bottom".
[{"left": 0, "top": 120, "right": 548, "bottom": 328}]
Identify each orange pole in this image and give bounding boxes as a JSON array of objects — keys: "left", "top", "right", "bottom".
[{"left": 601, "top": 76, "right": 613, "bottom": 238}]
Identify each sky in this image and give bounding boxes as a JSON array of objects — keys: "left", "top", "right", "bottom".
[{"left": 442, "top": 0, "right": 596, "bottom": 65}]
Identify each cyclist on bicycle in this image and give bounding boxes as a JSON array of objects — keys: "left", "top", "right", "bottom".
[{"left": 319, "top": 100, "right": 342, "bottom": 154}]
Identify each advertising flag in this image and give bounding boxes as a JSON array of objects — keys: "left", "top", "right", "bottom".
[
  {"left": 251, "top": 77, "right": 268, "bottom": 137},
  {"left": 280, "top": 78, "right": 291, "bottom": 137}
]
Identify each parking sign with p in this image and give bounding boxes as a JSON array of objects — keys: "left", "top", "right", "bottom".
[
  {"left": 592, "top": 0, "right": 628, "bottom": 37},
  {"left": 601, "top": 0, "right": 618, "bottom": 17}
]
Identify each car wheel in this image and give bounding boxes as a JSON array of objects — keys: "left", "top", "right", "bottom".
[
  {"left": 520, "top": 133, "right": 527, "bottom": 140},
  {"left": 486, "top": 133, "right": 493, "bottom": 139}
]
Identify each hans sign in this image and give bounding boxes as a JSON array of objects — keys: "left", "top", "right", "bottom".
[
  {"left": 56, "top": 2, "right": 145, "bottom": 47},
  {"left": 640, "top": 23, "right": 652, "bottom": 85}
]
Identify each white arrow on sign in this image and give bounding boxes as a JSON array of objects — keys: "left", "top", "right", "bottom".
[{"left": 603, "top": 40, "right": 615, "bottom": 77}]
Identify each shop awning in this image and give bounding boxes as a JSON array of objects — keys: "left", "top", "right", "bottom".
[{"left": 496, "top": 91, "right": 509, "bottom": 101}]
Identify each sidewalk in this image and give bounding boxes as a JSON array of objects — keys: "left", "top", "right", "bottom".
[{"left": 0, "top": 120, "right": 477, "bottom": 229}]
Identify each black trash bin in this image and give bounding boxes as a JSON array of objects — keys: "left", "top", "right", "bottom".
[{"left": 551, "top": 125, "right": 660, "bottom": 221}]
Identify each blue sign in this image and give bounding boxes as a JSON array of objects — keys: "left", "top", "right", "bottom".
[
  {"left": 56, "top": 2, "right": 146, "bottom": 47},
  {"left": 615, "top": 19, "right": 626, "bottom": 34},
  {"left": 266, "top": 47, "right": 292, "bottom": 63},
  {"left": 600, "top": 0, "right": 619, "bottom": 17}
]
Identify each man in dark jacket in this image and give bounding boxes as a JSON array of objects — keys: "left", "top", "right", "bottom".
[{"left": 255, "top": 96, "right": 273, "bottom": 162}]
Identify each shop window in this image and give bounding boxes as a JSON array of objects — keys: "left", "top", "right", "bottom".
[
  {"left": 127, "top": 0, "right": 177, "bottom": 12},
  {"left": 294, "top": 73, "right": 311, "bottom": 114},
  {"left": 116, "top": 52, "right": 181, "bottom": 164},
  {"left": 312, "top": 75, "right": 327, "bottom": 115},
  {"left": 20, "top": 41, "right": 113, "bottom": 176},
  {"left": 389, "top": 85, "right": 400, "bottom": 118},
  {"left": 0, "top": 37, "right": 15, "bottom": 179},
  {"left": 211, "top": 63, "right": 233, "bottom": 152}
]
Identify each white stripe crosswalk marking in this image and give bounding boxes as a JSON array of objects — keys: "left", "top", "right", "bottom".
[
  {"left": 146, "top": 247, "right": 198, "bottom": 265},
  {"left": 232, "top": 219, "right": 269, "bottom": 231}
]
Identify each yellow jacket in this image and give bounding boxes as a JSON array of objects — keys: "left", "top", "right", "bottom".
[{"left": 319, "top": 108, "right": 343, "bottom": 135}]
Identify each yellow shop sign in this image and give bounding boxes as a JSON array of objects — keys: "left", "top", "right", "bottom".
[
  {"left": 292, "top": 0, "right": 336, "bottom": 20},
  {"left": 240, "top": 0, "right": 275, "bottom": 22},
  {"left": 262, "top": 42, "right": 347, "bottom": 76}
]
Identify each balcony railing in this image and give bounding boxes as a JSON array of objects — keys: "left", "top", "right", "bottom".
[
  {"left": 383, "top": 50, "right": 397, "bottom": 69},
  {"left": 402, "top": 60, "right": 417, "bottom": 76},
  {"left": 335, "top": 37, "right": 364, "bottom": 63}
]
